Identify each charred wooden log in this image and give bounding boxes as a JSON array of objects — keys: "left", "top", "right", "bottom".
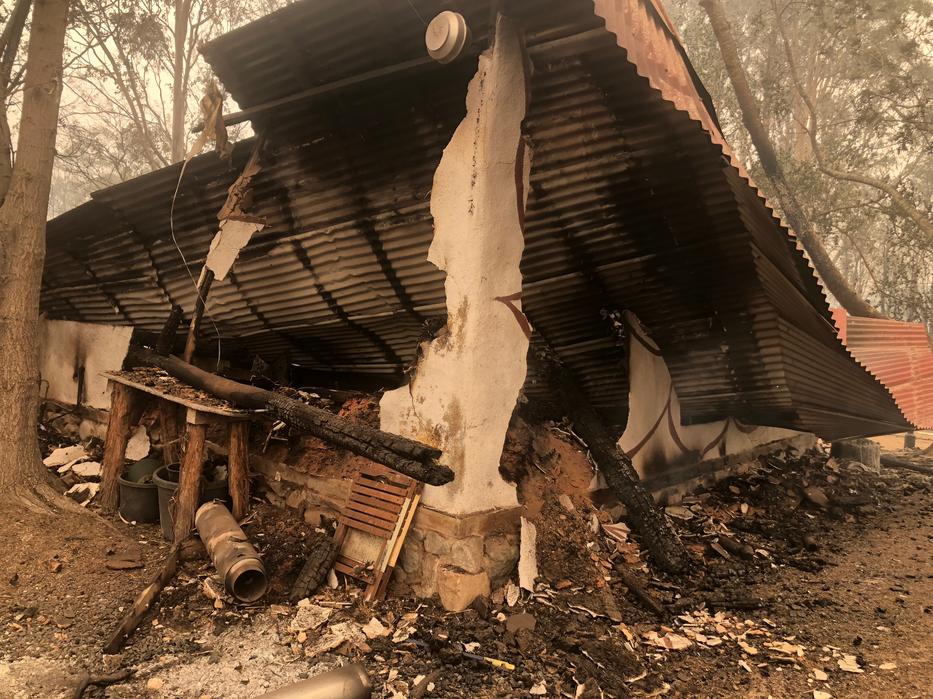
[
  {"left": 553, "top": 364, "right": 690, "bottom": 574},
  {"left": 156, "top": 304, "right": 184, "bottom": 356},
  {"left": 129, "top": 348, "right": 453, "bottom": 486},
  {"left": 880, "top": 453, "right": 933, "bottom": 477}
]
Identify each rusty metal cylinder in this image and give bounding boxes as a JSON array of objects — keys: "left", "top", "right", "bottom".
[
  {"left": 257, "top": 664, "right": 371, "bottom": 699},
  {"left": 195, "top": 501, "right": 268, "bottom": 603}
]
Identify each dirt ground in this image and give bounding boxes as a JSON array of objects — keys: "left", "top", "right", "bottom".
[{"left": 0, "top": 437, "right": 930, "bottom": 698}]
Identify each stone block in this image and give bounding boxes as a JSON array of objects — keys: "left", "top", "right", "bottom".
[
  {"left": 303, "top": 508, "right": 322, "bottom": 527},
  {"left": 285, "top": 489, "right": 307, "bottom": 510},
  {"left": 399, "top": 538, "right": 424, "bottom": 576},
  {"left": 484, "top": 534, "right": 519, "bottom": 582},
  {"left": 421, "top": 552, "right": 441, "bottom": 590},
  {"left": 443, "top": 536, "right": 485, "bottom": 575},
  {"left": 424, "top": 530, "right": 451, "bottom": 556},
  {"left": 436, "top": 567, "right": 490, "bottom": 612}
]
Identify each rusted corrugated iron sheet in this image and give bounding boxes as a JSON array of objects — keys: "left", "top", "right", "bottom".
[
  {"left": 832, "top": 309, "right": 933, "bottom": 430},
  {"left": 42, "top": 0, "right": 911, "bottom": 439}
]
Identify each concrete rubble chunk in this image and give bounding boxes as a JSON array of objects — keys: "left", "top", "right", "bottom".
[
  {"left": 288, "top": 603, "right": 332, "bottom": 633},
  {"left": 125, "top": 426, "right": 150, "bottom": 461},
  {"left": 518, "top": 517, "right": 538, "bottom": 592},
  {"left": 43, "top": 445, "right": 86, "bottom": 468},
  {"left": 71, "top": 461, "right": 102, "bottom": 478}
]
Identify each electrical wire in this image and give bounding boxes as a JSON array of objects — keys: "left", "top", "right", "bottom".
[{"left": 169, "top": 157, "right": 223, "bottom": 371}]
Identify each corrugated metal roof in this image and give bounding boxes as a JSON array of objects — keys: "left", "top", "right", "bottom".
[
  {"left": 832, "top": 309, "right": 933, "bottom": 430},
  {"left": 42, "top": 0, "right": 912, "bottom": 439}
]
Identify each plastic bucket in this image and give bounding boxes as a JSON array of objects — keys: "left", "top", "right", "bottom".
[
  {"left": 153, "top": 465, "right": 231, "bottom": 540},
  {"left": 118, "top": 476, "right": 159, "bottom": 523}
]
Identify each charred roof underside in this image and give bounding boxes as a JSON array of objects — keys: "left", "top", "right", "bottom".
[{"left": 42, "top": 0, "right": 912, "bottom": 439}]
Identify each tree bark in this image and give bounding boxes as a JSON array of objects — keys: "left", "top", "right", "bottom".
[
  {"left": 0, "top": 0, "right": 32, "bottom": 205},
  {"left": 171, "top": 0, "right": 190, "bottom": 163},
  {"left": 0, "top": 0, "right": 71, "bottom": 506},
  {"left": 99, "top": 383, "right": 141, "bottom": 512},
  {"left": 699, "top": 0, "right": 882, "bottom": 319},
  {"left": 172, "top": 421, "right": 206, "bottom": 541},
  {"left": 227, "top": 420, "right": 250, "bottom": 520},
  {"left": 554, "top": 365, "right": 690, "bottom": 574},
  {"left": 129, "top": 348, "right": 454, "bottom": 485}
]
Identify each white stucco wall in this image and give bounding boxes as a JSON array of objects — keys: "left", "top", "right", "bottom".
[
  {"left": 380, "top": 16, "right": 531, "bottom": 516},
  {"left": 39, "top": 319, "right": 133, "bottom": 409},
  {"left": 618, "top": 311, "right": 802, "bottom": 478}
]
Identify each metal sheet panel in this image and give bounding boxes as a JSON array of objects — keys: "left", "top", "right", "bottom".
[{"left": 41, "top": 0, "right": 912, "bottom": 439}]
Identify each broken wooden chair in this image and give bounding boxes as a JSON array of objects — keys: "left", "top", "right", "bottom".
[{"left": 333, "top": 463, "right": 422, "bottom": 601}]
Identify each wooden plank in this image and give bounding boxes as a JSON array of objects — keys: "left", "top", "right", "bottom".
[
  {"left": 335, "top": 556, "right": 374, "bottom": 583},
  {"left": 359, "top": 472, "right": 415, "bottom": 493},
  {"left": 101, "top": 372, "right": 250, "bottom": 418},
  {"left": 367, "top": 495, "right": 411, "bottom": 602},
  {"left": 374, "top": 491, "right": 421, "bottom": 600},
  {"left": 345, "top": 501, "right": 399, "bottom": 526},
  {"left": 338, "top": 514, "right": 394, "bottom": 539},
  {"left": 356, "top": 475, "right": 410, "bottom": 497},
  {"left": 352, "top": 482, "right": 406, "bottom": 506},
  {"left": 349, "top": 491, "right": 404, "bottom": 515}
]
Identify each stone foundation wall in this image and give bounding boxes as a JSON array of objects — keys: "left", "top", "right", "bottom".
[{"left": 247, "top": 449, "right": 520, "bottom": 609}]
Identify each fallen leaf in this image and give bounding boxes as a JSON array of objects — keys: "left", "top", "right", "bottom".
[
  {"left": 530, "top": 681, "right": 547, "bottom": 695},
  {"left": 878, "top": 662, "right": 896, "bottom": 671},
  {"left": 813, "top": 691, "right": 832, "bottom": 699},
  {"left": 811, "top": 669, "right": 828, "bottom": 681}
]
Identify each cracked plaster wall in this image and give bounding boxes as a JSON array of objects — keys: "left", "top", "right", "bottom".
[
  {"left": 618, "top": 311, "right": 804, "bottom": 478},
  {"left": 380, "top": 16, "right": 532, "bottom": 516}
]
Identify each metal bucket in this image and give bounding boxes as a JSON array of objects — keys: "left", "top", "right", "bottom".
[{"left": 117, "top": 476, "right": 159, "bottom": 523}]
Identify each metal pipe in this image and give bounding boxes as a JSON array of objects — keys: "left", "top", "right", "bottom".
[
  {"left": 195, "top": 501, "right": 268, "bottom": 603},
  {"left": 256, "top": 664, "right": 372, "bottom": 699}
]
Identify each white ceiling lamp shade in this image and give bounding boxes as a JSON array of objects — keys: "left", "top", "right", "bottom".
[{"left": 425, "top": 11, "right": 471, "bottom": 64}]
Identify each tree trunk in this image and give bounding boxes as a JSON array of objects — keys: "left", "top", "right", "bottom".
[
  {"left": 0, "top": 0, "right": 71, "bottom": 507},
  {"left": 553, "top": 364, "right": 690, "bottom": 574},
  {"left": 171, "top": 0, "right": 189, "bottom": 162},
  {"left": 0, "top": 0, "right": 33, "bottom": 206},
  {"left": 699, "top": 0, "right": 882, "bottom": 319}
]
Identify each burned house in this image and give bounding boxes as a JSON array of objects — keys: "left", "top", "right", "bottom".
[{"left": 39, "top": 0, "right": 921, "bottom": 607}]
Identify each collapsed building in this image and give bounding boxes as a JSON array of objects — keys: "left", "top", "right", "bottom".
[{"left": 39, "top": 0, "right": 927, "bottom": 606}]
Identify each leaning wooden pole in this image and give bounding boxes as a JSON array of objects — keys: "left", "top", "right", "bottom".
[
  {"left": 103, "top": 540, "right": 185, "bottom": 654},
  {"left": 554, "top": 364, "right": 690, "bottom": 574},
  {"left": 129, "top": 348, "right": 454, "bottom": 486}
]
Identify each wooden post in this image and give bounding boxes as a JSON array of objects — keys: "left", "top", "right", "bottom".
[
  {"left": 228, "top": 420, "right": 250, "bottom": 520},
  {"left": 182, "top": 268, "right": 215, "bottom": 363},
  {"left": 172, "top": 412, "right": 207, "bottom": 542},
  {"left": 99, "top": 383, "right": 140, "bottom": 513},
  {"left": 158, "top": 400, "right": 184, "bottom": 465}
]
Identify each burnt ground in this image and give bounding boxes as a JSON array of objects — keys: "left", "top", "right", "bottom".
[{"left": 0, "top": 442, "right": 931, "bottom": 698}]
